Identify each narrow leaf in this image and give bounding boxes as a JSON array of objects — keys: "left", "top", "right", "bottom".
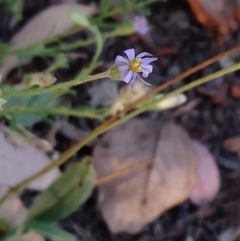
[
  {"left": 27, "top": 158, "right": 96, "bottom": 222},
  {"left": 27, "top": 220, "right": 76, "bottom": 241}
]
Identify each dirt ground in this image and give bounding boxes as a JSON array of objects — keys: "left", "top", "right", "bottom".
[{"left": 2, "top": 0, "right": 240, "bottom": 240}]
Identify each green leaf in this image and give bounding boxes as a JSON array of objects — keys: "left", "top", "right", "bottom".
[
  {"left": 0, "top": 0, "right": 23, "bottom": 19},
  {"left": 0, "top": 43, "right": 10, "bottom": 61},
  {"left": 0, "top": 227, "right": 24, "bottom": 241},
  {"left": 100, "top": 0, "right": 114, "bottom": 15},
  {"left": 69, "top": 10, "right": 90, "bottom": 27},
  {"left": 27, "top": 220, "right": 76, "bottom": 241},
  {"left": 5, "top": 92, "right": 59, "bottom": 127},
  {"left": 27, "top": 158, "right": 96, "bottom": 222}
]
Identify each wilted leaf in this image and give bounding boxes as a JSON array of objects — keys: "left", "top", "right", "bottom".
[
  {"left": 0, "top": 126, "right": 60, "bottom": 190},
  {"left": 93, "top": 119, "right": 198, "bottom": 233},
  {"left": 0, "top": 3, "right": 97, "bottom": 79},
  {"left": 27, "top": 158, "right": 96, "bottom": 222}
]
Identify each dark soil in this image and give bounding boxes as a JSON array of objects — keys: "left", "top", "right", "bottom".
[{"left": 2, "top": 0, "right": 240, "bottom": 240}]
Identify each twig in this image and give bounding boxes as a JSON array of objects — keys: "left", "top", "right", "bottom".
[{"left": 1, "top": 45, "right": 240, "bottom": 205}]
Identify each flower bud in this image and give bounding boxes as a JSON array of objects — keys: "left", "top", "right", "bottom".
[
  {"left": 23, "top": 73, "right": 56, "bottom": 88},
  {"left": 108, "top": 64, "right": 121, "bottom": 81}
]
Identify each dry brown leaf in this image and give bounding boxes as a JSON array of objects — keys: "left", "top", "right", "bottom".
[
  {"left": 0, "top": 185, "right": 45, "bottom": 241},
  {"left": 231, "top": 84, "right": 240, "bottom": 99},
  {"left": 188, "top": 0, "right": 240, "bottom": 42},
  {"left": 19, "top": 232, "right": 45, "bottom": 241},
  {"left": 93, "top": 119, "right": 198, "bottom": 233},
  {"left": 0, "top": 126, "right": 60, "bottom": 190},
  {"left": 1, "top": 3, "right": 97, "bottom": 79},
  {"left": 0, "top": 185, "right": 27, "bottom": 228},
  {"left": 223, "top": 136, "right": 240, "bottom": 152}
]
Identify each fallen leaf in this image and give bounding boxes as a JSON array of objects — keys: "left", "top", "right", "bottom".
[
  {"left": 223, "top": 136, "right": 240, "bottom": 152},
  {"left": 93, "top": 119, "right": 198, "bottom": 233},
  {"left": 188, "top": 0, "right": 240, "bottom": 43},
  {"left": 0, "top": 185, "right": 45, "bottom": 241},
  {"left": 230, "top": 83, "right": 240, "bottom": 98},
  {"left": 173, "top": 98, "right": 201, "bottom": 117},
  {"left": 0, "top": 126, "right": 60, "bottom": 190},
  {"left": 1, "top": 3, "right": 97, "bottom": 79},
  {"left": 211, "top": 83, "right": 229, "bottom": 105},
  {"left": 0, "top": 185, "right": 27, "bottom": 229},
  {"left": 189, "top": 141, "right": 220, "bottom": 206},
  {"left": 19, "top": 232, "right": 45, "bottom": 241}
]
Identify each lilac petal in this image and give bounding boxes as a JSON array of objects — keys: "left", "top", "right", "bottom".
[
  {"left": 130, "top": 73, "right": 137, "bottom": 88},
  {"left": 137, "top": 74, "right": 151, "bottom": 86},
  {"left": 121, "top": 71, "right": 129, "bottom": 82},
  {"left": 141, "top": 64, "right": 153, "bottom": 73},
  {"left": 118, "top": 65, "right": 129, "bottom": 72},
  {"left": 142, "top": 70, "right": 150, "bottom": 78},
  {"left": 115, "top": 55, "right": 129, "bottom": 64},
  {"left": 122, "top": 70, "right": 133, "bottom": 83},
  {"left": 141, "top": 65, "right": 153, "bottom": 78},
  {"left": 136, "top": 52, "right": 152, "bottom": 58},
  {"left": 134, "top": 16, "right": 149, "bottom": 35},
  {"left": 141, "top": 57, "right": 158, "bottom": 65},
  {"left": 124, "top": 49, "right": 135, "bottom": 61}
]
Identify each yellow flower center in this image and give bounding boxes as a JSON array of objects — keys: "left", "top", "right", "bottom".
[{"left": 129, "top": 58, "right": 142, "bottom": 73}]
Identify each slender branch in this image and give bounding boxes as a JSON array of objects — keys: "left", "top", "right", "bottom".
[
  {"left": 1, "top": 61, "right": 240, "bottom": 206},
  {"left": 96, "top": 159, "right": 153, "bottom": 186},
  {"left": 1, "top": 106, "right": 105, "bottom": 120},
  {"left": 97, "top": 45, "right": 240, "bottom": 130},
  {"left": 2, "top": 71, "right": 109, "bottom": 97}
]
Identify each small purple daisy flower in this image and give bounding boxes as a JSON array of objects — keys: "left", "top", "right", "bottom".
[
  {"left": 115, "top": 48, "right": 157, "bottom": 88},
  {"left": 133, "top": 15, "right": 149, "bottom": 35}
]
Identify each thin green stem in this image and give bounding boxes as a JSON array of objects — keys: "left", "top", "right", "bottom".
[
  {"left": 1, "top": 106, "right": 105, "bottom": 120},
  {"left": 0, "top": 62, "right": 239, "bottom": 206},
  {"left": 2, "top": 71, "right": 109, "bottom": 97}
]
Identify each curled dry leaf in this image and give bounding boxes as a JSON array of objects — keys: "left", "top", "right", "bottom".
[
  {"left": 188, "top": 0, "right": 240, "bottom": 42},
  {"left": 109, "top": 82, "right": 150, "bottom": 116},
  {"left": 1, "top": 3, "right": 97, "bottom": 79},
  {"left": 93, "top": 119, "right": 198, "bottom": 233},
  {"left": 0, "top": 126, "right": 60, "bottom": 190}
]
